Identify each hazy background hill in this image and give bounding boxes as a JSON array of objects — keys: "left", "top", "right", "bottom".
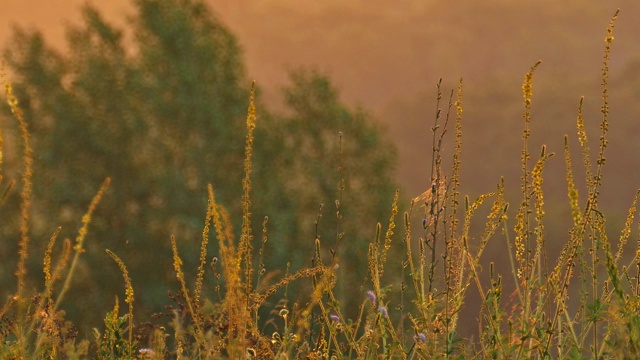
[{"left": 211, "top": 0, "right": 640, "bottom": 204}]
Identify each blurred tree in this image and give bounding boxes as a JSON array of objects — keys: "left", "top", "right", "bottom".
[
  {"left": 2, "top": 0, "right": 397, "bottom": 331},
  {"left": 274, "top": 70, "right": 397, "bottom": 314}
]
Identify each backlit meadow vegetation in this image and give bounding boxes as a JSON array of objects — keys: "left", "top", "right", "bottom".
[{"left": 1, "top": 2, "right": 640, "bottom": 359}]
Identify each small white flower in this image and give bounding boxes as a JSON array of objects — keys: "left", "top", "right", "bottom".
[{"left": 139, "top": 348, "right": 156, "bottom": 358}]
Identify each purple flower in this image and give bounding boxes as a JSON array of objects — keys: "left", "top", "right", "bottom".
[
  {"left": 330, "top": 314, "right": 340, "bottom": 322},
  {"left": 378, "top": 306, "right": 388, "bottom": 317},
  {"left": 366, "top": 290, "right": 376, "bottom": 304},
  {"left": 415, "top": 332, "right": 426, "bottom": 343}
]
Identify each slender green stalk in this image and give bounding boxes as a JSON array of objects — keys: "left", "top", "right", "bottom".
[{"left": 54, "top": 178, "right": 110, "bottom": 311}]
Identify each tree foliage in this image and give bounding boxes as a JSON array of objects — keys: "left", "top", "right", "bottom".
[{"left": 2, "top": 0, "right": 397, "bottom": 330}]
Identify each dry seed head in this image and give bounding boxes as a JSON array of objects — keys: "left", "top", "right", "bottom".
[
  {"left": 412, "top": 177, "right": 447, "bottom": 206},
  {"left": 279, "top": 308, "right": 289, "bottom": 319}
]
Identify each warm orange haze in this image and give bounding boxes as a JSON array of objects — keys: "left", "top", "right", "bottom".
[
  {"left": 2, "top": 1, "right": 640, "bottom": 358},
  {"left": 4, "top": 0, "right": 640, "bottom": 198}
]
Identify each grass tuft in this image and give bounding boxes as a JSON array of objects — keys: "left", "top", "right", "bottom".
[{"left": 1, "top": 8, "right": 639, "bottom": 360}]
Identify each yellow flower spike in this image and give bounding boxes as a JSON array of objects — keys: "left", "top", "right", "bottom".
[
  {"left": 54, "top": 178, "right": 110, "bottom": 310},
  {"left": 3, "top": 77, "right": 34, "bottom": 301},
  {"left": 106, "top": 249, "right": 135, "bottom": 356},
  {"left": 239, "top": 81, "right": 257, "bottom": 299}
]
